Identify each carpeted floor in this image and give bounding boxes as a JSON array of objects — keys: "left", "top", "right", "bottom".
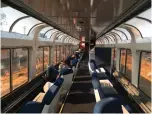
[{"left": 61, "top": 55, "right": 96, "bottom": 113}]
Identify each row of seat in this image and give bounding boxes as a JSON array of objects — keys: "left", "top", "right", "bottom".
[
  {"left": 88, "top": 59, "right": 132, "bottom": 113},
  {"left": 18, "top": 52, "right": 83, "bottom": 113}
]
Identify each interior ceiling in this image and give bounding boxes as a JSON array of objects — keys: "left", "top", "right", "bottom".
[{"left": 21, "top": 0, "right": 139, "bottom": 40}]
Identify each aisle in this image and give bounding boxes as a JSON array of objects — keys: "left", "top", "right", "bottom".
[{"left": 61, "top": 55, "right": 96, "bottom": 113}]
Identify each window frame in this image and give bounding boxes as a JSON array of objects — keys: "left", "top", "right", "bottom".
[
  {"left": 119, "top": 48, "right": 131, "bottom": 81},
  {"left": 138, "top": 51, "right": 151, "bottom": 98},
  {"left": 1, "top": 47, "right": 29, "bottom": 98}
]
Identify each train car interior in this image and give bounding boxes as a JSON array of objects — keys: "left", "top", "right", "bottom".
[{"left": 1, "top": 0, "right": 151, "bottom": 113}]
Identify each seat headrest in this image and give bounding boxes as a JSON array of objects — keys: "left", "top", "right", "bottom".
[
  {"left": 93, "top": 97, "right": 123, "bottom": 113},
  {"left": 47, "top": 66, "right": 59, "bottom": 82}
]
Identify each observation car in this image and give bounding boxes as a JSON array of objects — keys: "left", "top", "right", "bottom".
[{"left": 0, "top": 0, "right": 151, "bottom": 113}]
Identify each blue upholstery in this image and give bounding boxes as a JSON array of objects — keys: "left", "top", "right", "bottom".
[
  {"left": 42, "top": 85, "right": 58, "bottom": 105},
  {"left": 60, "top": 68, "right": 73, "bottom": 75},
  {"left": 54, "top": 77, "right": 64, "bottom": 87},
  {"left": 90, "top": 59, "right": 98, "bottom": 70},
  {"left": 18, "top": 101, "right": 44, "bottom": 113},
  {"left": 71, "top": 58, "right": 78, "bottom": 67},
  {"left": 42, "top": 78, "right": 64, "bottom": 105},
  {"left": 47, "top": 66, "right": 59, "bottom": 82},
  {"left": 65, "top": 56, "right": 73, "bottom": 67},
  {"left": 93, "top": 97, "right": 123, "bottom": 113}
]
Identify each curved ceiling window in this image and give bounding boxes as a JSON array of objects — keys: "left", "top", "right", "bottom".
[
  {"left": 12, "top": 17, "right": 42, "bottom": 35},
  {"left": 115, "top": 27, "right": 132, "bottom": 40},
  {"left": 112, "top": 30, "right": 127, "bottom": 41},
  {"left": 39, "top": 27, "right": 54, "bottom": 38},
  {"left": 125, "top": 8, "right": 152, "bottom": 38},
  {"left": 45, "top": 30, "right": 58, "bottom": 39},
  {"left": 0, "top": 5, "right": 27, "bottom": 32}
]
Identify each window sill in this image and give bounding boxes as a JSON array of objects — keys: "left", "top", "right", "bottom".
[{"left": 113, "top": 71, "right": 151, "bottom": 113}]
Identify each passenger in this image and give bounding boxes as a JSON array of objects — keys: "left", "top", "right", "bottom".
[{"left": 64, "top": 54, "right": 75, "bottom": 67}]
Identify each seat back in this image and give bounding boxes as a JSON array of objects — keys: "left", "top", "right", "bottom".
[
  {"left": 93, "top": 97, "right": 123, "bottom": 113},
  {"left": 47, "top": 66, "right": 59, "bottom": 82}
]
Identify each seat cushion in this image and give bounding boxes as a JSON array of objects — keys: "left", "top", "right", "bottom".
[
  {"left": 18, "top": 101, "right": 44, "bottom": 113},
  {"left": 47, "top": 66, "right": 59, "bottom": 82}
]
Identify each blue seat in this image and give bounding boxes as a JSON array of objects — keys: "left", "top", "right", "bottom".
[
  {"left": 47, "top": 66, "right": 59, "bottom": 82},
  {"left": 18, "top": 101, "right": 44, "bottom": 113},
  {"left": 71, "top": 58, "right": 78, "bottom": 67},
  {"left": 93, "top": 97, "right": 123, "bottom": 113},
  {"left": 60, "top": 68, "right": 73, "bottom": 75},
  {"left": 19, "top": 77, "right": 64, "bottom": 113}
]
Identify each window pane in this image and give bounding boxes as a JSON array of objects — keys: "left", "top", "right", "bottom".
[
  {"left": 12, "top": 17, "right": 42, "bottom": 35},
  {"left": 120, "top": 49, "right": 126, "bottom": 74},
  {"left": 112, "top": 48, "right": 116, "bottom": 69},
  {"left": 126, "top": 50, "right": 132, "bottom": 80},
  {"left": 56, "top": 46, "right": 60, "bottom": 63},
  {"left": 44, "top": 47, "right": 49, "bottom": 69},
  {"left": 12, "top": 48, "right": 28, "bottom": 90},
  {"left": 139, "top": 52, "right": 151, "bottom": 98},
  {"left": 0, "top": 6, "right": 27, "bottom": 32},
  {"left": 1, "top": 49, "right": 10, "bottom": 97},
  {"left": 53, "top": 47, "right": 57, "bottom": 65},
  {"left": 36, "top": 48, "right": 43, "bottom": 75}
]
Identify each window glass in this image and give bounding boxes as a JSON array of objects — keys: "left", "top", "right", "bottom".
[
  {"left": 12, "top": 17, "right": 41, "bottom": 35},
  {"left": 139, "top": 52, "right": 151, "bottom": 98},
  {"left": 53, "top": 47, "right": 57, "bottom": 65},
  {"left": 1, "top": 49, "right": 10, "bottom": 97},
  {"left": 112, "top": 48, "right": 116, "bottom": 69},
  {"left": 44, "top": 47, "right": 49, "bottom": 69},
  {"left": 12, "top": 48, "right": 28, "bottom": 90},
  {"left": 39, "top": 27, "right": 54, "bottom": 38},
  {"left": 0, "top": 6, "right": 27, "bottom": 32},
  {"left": 120, "top": 49, "right": 126, "bottom": 74},
  {"left": 125, "top": 50, "right": 132, "bottom": 80},
  {"left": 36, "top": 48, "right": 43, "bottom": 75},
  {"left": 126, "top": 18, "right": 152, "bottom": 38},
  {"left": 56, "top": 46, "right": 61, "bottom": 63}
]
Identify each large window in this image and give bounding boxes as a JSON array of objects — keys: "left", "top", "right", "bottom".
[
  {"left": 36, "top": 47, "right": 43, "bottom": 75},
  {"left": 56, "top": 46, "right": 60, "bottom": 63},
  {"left": 1, "top": 49, "right": 11, "bottom": 97},
  {"left": 44, "top": 47, "right": 49, "bottom": 69},
  {"left": 53, "top": 46, "right": 57, "bottom": 65},
  {"left": 112, "top": 48, "right": 116, "bottom": 69},
  {"left": 12, "top": 48, "right": 28, "bottom": 90},
  {"left": 125, "top": 50, "right": 132, "bottom": 80},
  {"left": 119, "top": 49, "right": 132, "bottom": 81},
  {"left": 139, "top": 52, "right": 151, "bottom": 98},
  {"left": 120, "top": 49, "right": 127, "bottom": 74},
  {"left": 1, "top": 48, "right": 29, "bottom": 97}
]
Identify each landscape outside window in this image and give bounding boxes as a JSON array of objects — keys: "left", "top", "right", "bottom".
[
  {"left": 44, "top": 47, "right": 49, "bottom": 69},
  {"left": 120, "top": 49, "right": 126, "bottom": 74},
  {"left": 1, "top": 49, "right": 10, "bottom": 97},
  {"left": 139, "top": 52, "right": 151, "bottom": 98},
  {"left": 36, "top": 48, "right": 43, "bottom": 75}
]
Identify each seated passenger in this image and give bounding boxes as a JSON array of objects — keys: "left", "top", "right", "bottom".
[
  {"left": 71, "top": 57, "right": 78, "bottom": 67},
  {"left": 64, "top": 54, "right": 75, "bottom": 67}
]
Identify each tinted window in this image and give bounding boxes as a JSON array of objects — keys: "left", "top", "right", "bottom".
[
  {"left": 53, "top": 46, "right": 57, "bottom": 65},
  {"left": 36, "top": 47, "right": 43, "bottom": 75},
  {"left": 139, "top": 52, "right": 151, "bottom": 98},
  {"left": 1, "top": 49, "right": 10, "bottom": 97},
  {"left": 112, "top": 48, "right": 116, "bottom": 69},
  {"left": 12, "top": 48, "right": 28, "bottom": 90},
  {"left": 56, "top": 46, "right": 60, "bottom": 63},
  {"left": 125, "top": 50, "right": 132, "bottom": 80},
  {"left": 44, "top": 47, "right": 49, "bottom": 69},
  {"left": 120, "top": 49, "right": 126, "bottom": 74}
]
